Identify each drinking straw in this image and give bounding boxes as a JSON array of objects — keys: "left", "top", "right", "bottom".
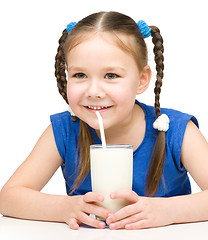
[{"left": 96, "top": 111, "right": 106, "bottom": 148}]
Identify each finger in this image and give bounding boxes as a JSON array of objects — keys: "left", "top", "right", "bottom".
[
  {"left": 106, "top": 204, "right": 143, "bottom": 225},
  {"left": 78, "top": 212, "right": 106, "bottom": 229},
  {"left": 125, "top": 219, "right": 149, "bottom": 230},
  {"left": 83, "top": 202, "right": 112, "bottom": 220},
  {"left": 108, "top": 212, "right": 145, "bottom": 230},
  {"left": 110, "top": 189, "right": 139, "bottom": 203},
  {"left": 67, "top": 218, "right": 80, "bottom": 230},
  {"left": 106, "top": 203, "right": 141, "bottom": 225},
  {"left": 83, "top": 192, "right": 104, "bottom": 203}
]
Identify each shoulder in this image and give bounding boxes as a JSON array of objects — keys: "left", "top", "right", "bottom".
[
  {"left": 138, "top": 101, "right": 204, "bottom": 175},
  {"left": 50, "top": 111, "right": 70, "bottom": 123},
  {"left": 50, "top": 111, "right": 80, "bottom": 161},
  {"left": 161, "top": 107, "right": 198, "bottom": 129},
  {"left": 50, "top": 111, "right": 70, "bottom": 138},
  {"left": 138, "top": 101, "right": 199, "bottom": 154},
  {"left": 162, "top": 107, "right": 199, "bottom": 161},
  {"left": 138, "top": 101, "right": 199, "bottom": 129},
  {"left": 50, "top": 111, "right": 80, "bottom": 130}
]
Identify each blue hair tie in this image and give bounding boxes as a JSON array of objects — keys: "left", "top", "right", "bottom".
[
  {"left": 66, "top": 22, "right": 77, "bottom": 34},
  {"left": 66, "top": 21, "right": 151, "bottom": 38},
  {"left": 137, "top": 20, "right": 151, "bottom": 38}
]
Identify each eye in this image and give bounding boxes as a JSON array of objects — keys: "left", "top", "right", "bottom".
[
  {"left": 105, "top": 73, "right": 119, "bottom": 79},
  {"left": 73, "top": 73, "right": 87, "bottom": 79}
]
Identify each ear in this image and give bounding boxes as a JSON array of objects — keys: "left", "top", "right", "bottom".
[{"left": 136, "top": 65, "right": 151, "bottom": 95}]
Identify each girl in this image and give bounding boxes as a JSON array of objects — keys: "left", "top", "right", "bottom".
[{"left": 0, "top": 11, "right": 208, "bottom": 230}]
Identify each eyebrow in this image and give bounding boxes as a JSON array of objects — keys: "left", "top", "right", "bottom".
[
  {"left": 68, "top": 66, "right": 126, "bottom": 73},
  {"left": 103, "top": 66, "right": 126, "bottom": 73},
  {"left": 67, "top": 66, "right": 87, "bottom": 71}
]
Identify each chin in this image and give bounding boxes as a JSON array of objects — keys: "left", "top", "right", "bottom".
[
  {"left": 83, "top": 119, "right": 100, "bottom": 130},
  {"left": 87, "top": 120, "right": 109, "bottom": 132}
]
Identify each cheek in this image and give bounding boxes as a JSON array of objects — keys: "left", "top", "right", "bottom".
[
  {"left": 110, "top": 83, "right": 137, "bottom": 103},
  {"left": 67, "top": 83, "right": 81, "bottom": 104}
]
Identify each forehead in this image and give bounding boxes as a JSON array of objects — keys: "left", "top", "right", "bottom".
[{"left": 66, "top": 32, "right": 137, "bottom": 64}]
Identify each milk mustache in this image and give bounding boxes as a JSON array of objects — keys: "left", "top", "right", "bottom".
[{"left": 90, "top": 144, "right": 133, "bottom": 213}]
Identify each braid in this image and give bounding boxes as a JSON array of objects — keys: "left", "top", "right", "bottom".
[
  {"left": 146, "top": 26, "right": 166, "bottom": 196},
  {"left": 55, "top": 29, "right": 69, "bottom": 104},
  {"left": 54, "top": 28, "right": 92, "bottom": 194},
  {"left": 151, "top": 26, "right": 164, "bottom": 117}
]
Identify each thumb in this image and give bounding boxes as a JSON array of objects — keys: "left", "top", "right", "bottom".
[
  {"left": 67, "top": 217, "right": 80, "bottom": 230},
  {"left": 110, "top": 189, "right": 139, "bottom": 203}
]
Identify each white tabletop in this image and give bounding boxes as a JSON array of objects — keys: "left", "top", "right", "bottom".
[{"left": 0, "top": 216, "right": 208, "bottom": 240}]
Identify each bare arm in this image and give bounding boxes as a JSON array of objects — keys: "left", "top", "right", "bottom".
[
  {"left": 105, "top": 121, "right": 208, "bottom": 230},
  {"left": 0, "top": 124, "right": 110, "bottom": 229},
  {"left": 169, "top": 120, "right": 208, "bottom": 223},
  {"left": 0, "top": 124, "right": 65, "bottom": 221}
]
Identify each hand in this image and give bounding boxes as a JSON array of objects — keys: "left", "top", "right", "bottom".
[
  {"left": 106, "top": 189, "right": 174, "bottom": 230},
  {"left": 63, "top": 192, "right": 112, "bottom": 230}
]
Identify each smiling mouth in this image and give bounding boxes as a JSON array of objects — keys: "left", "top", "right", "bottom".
[{"left": 86, "top": 106, "right": 111, "bottom": 110}]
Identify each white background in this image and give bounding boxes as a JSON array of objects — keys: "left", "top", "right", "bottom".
[{"left": 0, "top": 0, "right": 207, "bottom": 198}]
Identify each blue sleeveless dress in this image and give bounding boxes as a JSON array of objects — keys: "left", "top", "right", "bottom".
[{"left": 50, "top": 101, "right": 198, "bottom": 197}]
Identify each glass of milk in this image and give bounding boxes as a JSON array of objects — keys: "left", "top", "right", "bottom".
[{"left": 90, "top": 144, "right": 133, "bottom": 219}]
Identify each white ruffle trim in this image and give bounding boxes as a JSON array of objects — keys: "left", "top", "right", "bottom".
[{"left": 153, "top": 114, "right": 170, "bottom": 132}]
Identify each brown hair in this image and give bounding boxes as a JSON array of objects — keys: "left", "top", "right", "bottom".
[{"left": 54, "top": 11, "right": 165, "bottom": 196}]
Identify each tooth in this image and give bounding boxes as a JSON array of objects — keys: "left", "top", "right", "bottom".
[{"left": 88, "top": 106, "right": 110, "bottom": 110}]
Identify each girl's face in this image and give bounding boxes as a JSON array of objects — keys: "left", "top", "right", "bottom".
[{"left": 66, "top": 32, "right": 147, "bottom": 131}]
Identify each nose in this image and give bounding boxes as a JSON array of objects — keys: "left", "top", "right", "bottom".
[{"left": 85, "top": 79, "right": 105, "bottom": 99}]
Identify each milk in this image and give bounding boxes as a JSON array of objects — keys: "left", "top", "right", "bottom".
[{"left": 90, "top": 144, "right": 133, "bottom": 215}]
